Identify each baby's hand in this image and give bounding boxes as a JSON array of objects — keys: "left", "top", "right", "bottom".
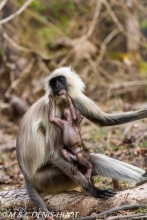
[
  {"left": 59, "top": 89, "right": 67, "bottom": 96},
  {"left": 49, "top": 91, "right": 53, "bottom": 97}
]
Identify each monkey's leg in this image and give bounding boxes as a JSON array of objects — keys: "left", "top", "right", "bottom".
[
  {"left": 25, "top": 179, "right": 48, "bottom": 212},
  {"left": 51, "top": 157, "right": 116, "bottom": 199},
  {"left": 61, "top": 149, "right": 75, "bottom": 163},
  {"left": 90, "top": 153, "right": 147, "bottom": 185},
  {"left": 27, "top": 166, "right": 78, "bottom": 212},
  {"left": 23, "top": 157, "right": 117, "bottom": 211},
  {"left": 33, "top": 163, "right": 116, "bottom": 199},
  {"left": 61, "top": 149, "right": 79, "bottom": 163},
  {"left": 67, "top": 151, "right": 78, "bottom": 162},
  {"left": 77, "top": 152, "right": 93, "bottom": 182}
]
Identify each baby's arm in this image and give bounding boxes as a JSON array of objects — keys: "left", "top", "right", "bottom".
[
  {"left": 59, "top": 90, "right": 77, "bottom": 120},
  {"left": 49, "top": 92, "right": 64, "bottom": 128}
]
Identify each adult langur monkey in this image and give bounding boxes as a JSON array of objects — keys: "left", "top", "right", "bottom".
[{"left": 17, "top": 67, "right": 147, "bottom": 212}]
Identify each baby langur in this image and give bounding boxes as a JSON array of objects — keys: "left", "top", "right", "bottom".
[{"left": 49, "top": 89, "right": 93, "bottom": 182}]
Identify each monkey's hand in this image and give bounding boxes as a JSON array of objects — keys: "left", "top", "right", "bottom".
[
  {"left": 59, "top": 89, "right": 67, "bottom": 96},
  {"left": 71, "top": 164, "right": 78, "bottom": 175},
  {"left": 49, "top": 91, "right": 53, "bottom": 98}
]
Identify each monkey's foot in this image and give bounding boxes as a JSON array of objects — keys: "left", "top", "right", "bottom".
[
  {"left": 71, "top": 164, "right": 78, "bottom": 175},
  {"left": 88, "top": 183, "right": 116, "bottom": 199},
  {"left": 85, "top": 174, "right": 92, "bottom": 183}
]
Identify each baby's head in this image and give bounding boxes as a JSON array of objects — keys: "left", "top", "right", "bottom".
[{"left": 63, "top": 107, "right": 70, "bottom": 119}]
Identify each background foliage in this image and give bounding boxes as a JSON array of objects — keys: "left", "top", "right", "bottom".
[{"left": 1, "top": 0, "right": 147, "bottom": 104}]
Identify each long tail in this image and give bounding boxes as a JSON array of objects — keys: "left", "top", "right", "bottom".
[
  {"left": 75, "top": 94, "right": 147, "bottom": 126},
  {"left": 104, "top": 110, "right": 147, "bottom": 126},
  {"left": 90, "top": 153, "right": 147, "bottom": 186}
]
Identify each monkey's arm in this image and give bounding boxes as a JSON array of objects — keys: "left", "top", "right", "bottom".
[
  {"left": 75, "top": 94, "right": 147, "bottom": 126},
  {"left": 68, "top": 97, "right": 77, "bottom": 120}
]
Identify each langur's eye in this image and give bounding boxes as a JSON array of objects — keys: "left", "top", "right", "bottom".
[
  {"left": 50, "top": 80, "right": 55, "bottom": 87},
  {"left": 59, "top": 76, "right": 66, "bottom": 84}
]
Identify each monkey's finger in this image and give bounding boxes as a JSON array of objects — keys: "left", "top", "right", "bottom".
[
  {"left": 98, "top": 194, "right": 109, "bottom": 199},
  {"left": 103, "top": 190, "right": 116, "bottom": 197},
  {"left": 105, "top": 193, "right": 116, "bottom": 197},
  {"left": 104, "top": 190, "right": 117, "bottom": 195},
  {"left": 71, "top": 164, "right": 78, "bottom": 175},
  {"left": 98, "top": 193, "right": 114, "bottom": 199},
  {"left": 58, "top": 92, "right": 63, "bottom": 96}
]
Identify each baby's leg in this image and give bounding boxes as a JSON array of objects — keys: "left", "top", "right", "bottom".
[
  {"left": 61, "top": 149, "right": 74, "bottom": 163},
  {"left": 61, "top": 149, "right": 78, "bottom": 174},
  {"left": 67, "top": 151, "right": 78, "bottom": 162},
  {"left": 77, "top": 152, "right": 93, "bottom": 182}
]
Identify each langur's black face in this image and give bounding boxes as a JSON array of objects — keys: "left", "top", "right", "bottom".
[{"left": 49, "top": 76, "right": 67, "bottom": 96}]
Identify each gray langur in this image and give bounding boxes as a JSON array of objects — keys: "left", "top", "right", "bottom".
[{"left": 16, "top": 67, "right": 147, "bottom": 212}]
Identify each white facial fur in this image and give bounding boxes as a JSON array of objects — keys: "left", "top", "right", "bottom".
[{"left": 44, "top": 66, "right": 86, "bottom": 103}]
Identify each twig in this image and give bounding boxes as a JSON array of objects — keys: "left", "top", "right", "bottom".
[
  {"left": 27, "top": 8, "right": 68, "bottom": 37},
  {"left": 97, "top": 65, "right": 116, "bottom": 81},
  {"left": 0, "top": 0, "right": 34, "bottom": 25},
  {"left": 96, "top": 28, "right": 119, "bottom": 64},
  {"left": 106, "top": 213, "right": 147, "bottom": 220},
  {"left": 110, "top": 80, "right": 147, "bottom": 89},
  {"left": 102, "top": 0, "right": 124, "bottom": 33},
  {"left": 4, "top": 21, "right": 41, "bottom": 53},
  {"left": 57, "top": 0, "right": 102, "bottom": 67},
  {"left": 74, "top": 0, "right": 102, "bottom": 50},
  {"left": 57, "top": 49, "right": 74, "bottom": 68},
  {"left": 85, "top": 54, "right": 107, "bottom": 86},
  {"left": 72, "top": 204, "right": 147, "bottom": 220},
  {"left": 0, "top": 0, "right": 8, "bottom": 10},
  {"left": 109, "top": 86, "right": 147, "bottom": 98},
  {"left": 4, "top": 58, "right": 35, "bottom": 96},
  {"left": 38, "top": 58, "right": 50, "bottom": 75},
  {"left": 85, "top": 0, "right": 102, "bottom": 39},
  {"left": 2, "top": 28, "right": 32, "bottom": 52}
]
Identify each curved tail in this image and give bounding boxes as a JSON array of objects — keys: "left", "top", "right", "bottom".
[{"left": 90, "top": 153, "right": 147, "bottom": 186}]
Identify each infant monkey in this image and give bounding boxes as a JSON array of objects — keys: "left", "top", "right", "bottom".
[{"left": 49, "top": 90, "right": 92, "bottom": 181}]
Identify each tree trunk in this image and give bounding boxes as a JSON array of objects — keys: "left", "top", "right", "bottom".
[{"left": 0, "top": 183, "right": 147, "bottom": 217}]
